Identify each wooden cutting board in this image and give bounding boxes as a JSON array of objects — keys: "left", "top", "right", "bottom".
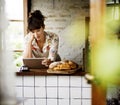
[{"left": 47, "top": 67, "right": 82, "bottom": 74}]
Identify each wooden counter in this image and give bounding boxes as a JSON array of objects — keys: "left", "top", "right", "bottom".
[{"left": 16, "top": 68, "right": 86, "bottom": 76}]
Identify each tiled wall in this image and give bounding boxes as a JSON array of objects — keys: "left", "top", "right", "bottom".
[{"left": 15, "top": 76, "right": 91, "bottom": 105}]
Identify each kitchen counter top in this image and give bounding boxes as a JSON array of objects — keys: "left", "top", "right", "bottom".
[{"left": 16, "top": 68, "right": 86, "bottom": 76}]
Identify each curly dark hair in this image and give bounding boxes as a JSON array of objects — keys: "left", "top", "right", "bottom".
[{"left": 27, "top": 10, "right": 45, "bottom": 32}]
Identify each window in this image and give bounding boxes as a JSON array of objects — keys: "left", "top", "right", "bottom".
[
  {"left": 5, "top": 0, "right": 24, "bottom": 67},
  {"left": 106, "top": 0, "right": 120, "bottom": 38},
  {"left": 106, "top": 2, "right": 120, "bottom": 20},
  {"left": 106, "top": 0, "right": 120, "bottom": 4}
]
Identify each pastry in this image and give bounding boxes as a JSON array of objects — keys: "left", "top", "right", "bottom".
[
  {"left": 68, "top": 60, "right": 78, "bottom": 69},
  {"left": 49, "top": 62, "right": 60, "bottom": 69},
  {"left": 49, "top": 60, "right": 78, "bottom": 71},
  {"left": 59, "top": 63, "right": 71, "bottom": 70}
]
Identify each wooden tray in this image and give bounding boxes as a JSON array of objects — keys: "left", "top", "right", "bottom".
[{"left": 47, "top": 67, "right": 82, "bottom": 74}]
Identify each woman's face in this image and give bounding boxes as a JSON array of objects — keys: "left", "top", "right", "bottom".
[{"left": 32, "top": 27, "right": 44, "bottom": 41}]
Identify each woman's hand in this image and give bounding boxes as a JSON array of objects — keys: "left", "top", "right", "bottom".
[
  {"left": 42, "top": 59, "right": 52, "bottom": 67},
  {"left": 29, "top": 32, "right": 35, "bottom": 43}
]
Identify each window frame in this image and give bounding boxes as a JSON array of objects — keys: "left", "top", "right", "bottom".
[
  {"left": 5, "top": 0, "right": 28, "bottom": 67},
  {"left": 9, "top": 0, "right": 28, "bottom": 53}
]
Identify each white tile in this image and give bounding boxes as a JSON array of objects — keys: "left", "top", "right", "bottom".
[
  {"left": 16, "top": 76, "right": 23, "bottom": 86},
  {"left": 59, "top": 99, "right": 69, "bottom": 105},
  {"left": 36, "top": 99, "right": 46, "bottom": 105},
  {"left": 59, "top": 87, "right": 69, "bottom": 98},
  {"left": 24, "top": 99, "right": 34, "bottom": 105},
  {"left": 46, "top": 76, "right": 57, "bottom": 86},
  {"left": 71, "top": 99, "right": 81, "bottom": 105},
  {"left": 15, "top": 87, "right": 23, "bottom": 97},
  {"left": 82, "top": 99, "right": 91, "bottom": 105},
  {"left": 82, "top": 88, "right": 91, "bottom": 99},
  {"left": 70, "top": 88, "right": 81, "bottom": 98},
  {"left": 58, "top": 76, "right": 69, "bottom": 86},
  {"left": 35, "top": 87, "right": 46, "bottom": 98},
  {"left": 35, "top": 76, "right": 45, "bottom": 86},
  {"left": 24, "top": 87, "right": 34, "bottom": 98},
  {"left": 17, "top": 98, "right": 25, "bottom": 105},
  {"left": 47, "top": 87, "right": 57, "bottom": 98},
  {"left": 47, "top": 99, "right": 57, "bottom": 105},
  {"left": 23, "top": 76, "right": 34, "bottom": 86},
  {"left": 82, "top": 77, "right": 91, "bottom": 87},
  {"left": 70, "top": 76, "right": 81, "bottom": 87}
]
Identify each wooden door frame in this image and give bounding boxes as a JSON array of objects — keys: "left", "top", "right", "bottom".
[{"left": 90, "top": 0, "right": 107, "bottom": 105}]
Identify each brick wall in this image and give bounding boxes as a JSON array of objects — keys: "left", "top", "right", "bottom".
[{"left": 31, "top": 0, "right": 89, "bottom": 65}]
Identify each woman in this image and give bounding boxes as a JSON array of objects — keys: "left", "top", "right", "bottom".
[{"left": 23, "top": 10, "right": 60, "bottom": 66}]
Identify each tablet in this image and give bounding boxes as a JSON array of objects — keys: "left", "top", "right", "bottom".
[{"left": 23, "top": 58, "right": 48, "bottom": 69}]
